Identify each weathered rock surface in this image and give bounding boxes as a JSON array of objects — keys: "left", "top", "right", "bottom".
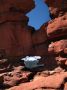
[
  {"left": 0, "top": 0, "right": 34, "bottom": 57},
  {"left": 48, "top": 40, "right": 67, "bottom": 54},
  {"left": 47, "top": 14, "right": 67, "bottom": 38},
  {"left": 8, "top": 72, "right": 67, "bottom": 90},
  {"left": 56, "top": 56, "right": 67, "bottom": 66},
  {"left": 3, "top": 67, "right": 32, "bottom": 87},
  {"left": 0, "top": 22, "right": 33, "bottom": 57},
  {"left": 0, "top": 0, "right": 35, "bottom": 13},
  {"left": 0, "top": 0, "right": 67, "bottom": 90},
  {"left": 64, "top": 82, "right": 67, "bottom": 90},
  {"left": 0, "top": 0, "right": 48, "bottom": 57},
  {"left": 0, "top": 66, "right": 32, "bottom": 87},
  {"left": 45, "top": 0, "right": 67, "bottom": 18}
]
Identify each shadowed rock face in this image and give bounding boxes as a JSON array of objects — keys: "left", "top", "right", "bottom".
[
  {"left": 0, "top": 0, "right": 34, "bottom": 57},
  {"left": 0, "top": 1, "right": 66, "bottom": 57},
  {"left": 0, "top": 0, "right": 67, "bottom": 90},
  {"left": 0, "top": 0, "right": 35, "bottom": 13},
  {"left": 0, "top": 0, "right": 48, "bottom": 57},
  {"left": 45, "top": 0, "right": 67, "bottom": 18}
]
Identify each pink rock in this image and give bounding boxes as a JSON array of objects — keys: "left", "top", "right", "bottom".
[
  {"left": 56, "top": 56, "right": 67, "bottom": 65},
  {"left": 3, "top": 66, "right": 32, "bottom": 87},
  {"left": 64, "top": 83, "right": 67, "bottom": 90},
  {"left": 47, "top": 14, "right": 67, "bottom": 38},
  {"left": 48, "top": 40, "right": 67, "bottom": 54},
  {"left": 9, "top": 72, "right": 67, "bottom": 90}
]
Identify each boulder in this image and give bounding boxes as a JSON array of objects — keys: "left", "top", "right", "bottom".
[
  {"left": 48, "top": 40, "right": 67, "bottom": 54},
  {"left": 8, "top": 72, "right": 67, "bottom": 90},
  {"left": 47, "top": 14, "right": 67, "bottom": 38},
  {"left": 3, "top": 66, "right": 32, "bottom": 87}
]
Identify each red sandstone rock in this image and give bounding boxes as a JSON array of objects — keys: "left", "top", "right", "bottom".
[
  {"left": 0, "top": 22, "right": 33, "bottom": 57},
  {"left": 3, "top": 66, "right": 32, "bottom": 87},
  {"left": 32, "top": 27, "right": 48, "bottom": 56},
  {"left": 64, "top": 48, "right": 67, "bottom": 54},
  {"left": 45, "top": 0, "right": 67, "bottom": 18},
  {"left": 56, "top": 56, "right": 67, "bottom": 66},
  {"left": 9, "top": 0, "right": 35, "bottom": 13},
  {"left": 0, "top": 0, "right": 67, "bottom": 89},
  {"left": 0, "top": 75, "right": 3, "bottom": 84},
  {"left": 0, "top": 12, "right": 28, "bottom": 24},
  {"left": 0, "top": 0, "right": 35, "bottom": 13},
  {"left": 0, "top": 0, "right": 11, "bottom": 13},
  {"left": 35, "top": 89, "right": 56, "bottom": 90},
  {"left": 8, "top": 72, "right": 67, "bottom": 90},
  {"left": 14, "top": 26, "right": 33, "bottom": 56},
  {"left": 0, "top": 59, "right": 9, "bottom": 73},
  {"left": 32, "top": 29, "right": 47, "bottom": 45},
  {"left": 47, "top": 14, "right": 67, "bottom": 38},
  {"left": 34, "top": 44, "right": 48, "bottom": 56},
  {"left": 64, "top": 83, "right": 67, "bottom": 90},
  {"left": 0, "top": 0, "right": 35, "bottom": 57},
  {"left": 48, "top": 40, "right": 67, "bottom": 54},
  {"left": 45, "top": 0, "right": 62, "bottom": 8},
  {"left": 0, "top": 0, "right": 49, "bottom": 57}
]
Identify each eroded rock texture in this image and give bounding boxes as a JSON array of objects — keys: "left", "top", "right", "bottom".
[
  {"left": 0, "top": 0, "right": 48, "bottom": 57},
  {"left": 45, "top": 0, "right": 67, "bottom": 18},
  {"left": 0, "top": 0, "right": 67, "bottom": 90}
]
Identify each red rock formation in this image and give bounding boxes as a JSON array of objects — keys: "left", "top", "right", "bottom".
[
  {"left": 0, "top": 0, "right": 35, "bottom": 57},
  {"left": 32, "top": 29, "right": 47, "bottom": 45},
  {"left": 0, "top": 22, "right": 33, "bottom": 57},
  {"left": 8, "top": 72, "right": 67, "bottom": 90},
  {"left": 48, "top": 40, "right": 67, "bottom": 54},
  {"left": 0, "top": 0, "right": 67, "bottom": 90},
  {"left": 45, "top": 0, "right": 67, "bottom": 18},
  {"left": 0, "top": 12, "right": 28, "bottom": 23},
  {"left": 47, "top": 14, "right": 67, "bottom": 38},
  {"left": 0, "top": 0, "right": 35, "bottom": 13},
  {"left": 56, "top": 56, "right": 67, "bottom": 66},
  {"left": 3, "top": 66, "right": 32, "bottom": 87},
  {"left": 0, "top": 0, "right": 48, "bottom": 57},
  {"left": 64, "top": 83, "right": 67, "bottom": 90},
  {"left": 32, "top": 28, "right": 48, "bottom": 56}
]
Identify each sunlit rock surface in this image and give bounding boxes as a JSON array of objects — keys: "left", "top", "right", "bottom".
[{"left": 47, "top": 14, "right": 67, "bottom": 37}]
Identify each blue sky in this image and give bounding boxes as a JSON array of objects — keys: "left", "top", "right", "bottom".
[{"left": 26, "top": 0, "right": 51, "bottom": 30}]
